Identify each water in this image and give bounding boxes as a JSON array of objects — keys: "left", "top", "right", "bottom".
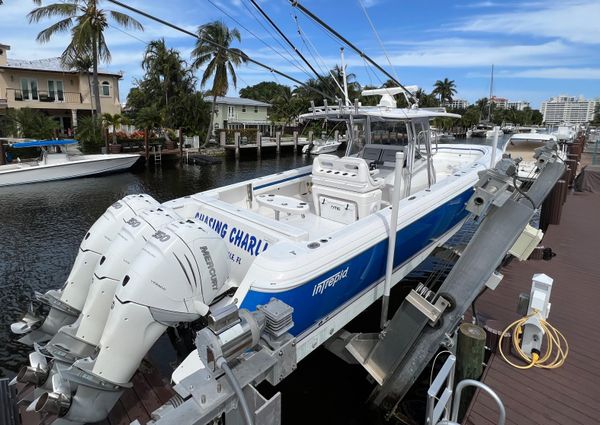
[{"left": 0, "top": 152, "right": 312, "bottom": 376}]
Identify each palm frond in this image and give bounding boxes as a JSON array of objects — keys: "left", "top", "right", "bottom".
[
  {"left": 109, "top": 10, "right": 143, "bottom": 31},
  {"left": 28, "top": 3, "right": 77, "bottom": 23},
  {"left": 36, "top": 17, "right": 73, "bottom": 42}
]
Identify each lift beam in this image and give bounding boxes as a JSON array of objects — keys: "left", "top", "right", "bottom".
[{"left": 354, "top": 147, "right": 565, "bottom": 413}]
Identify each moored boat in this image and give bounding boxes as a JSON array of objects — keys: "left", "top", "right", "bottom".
[{"left": 0, "top": 139, "right": 140, "bottom": 187}]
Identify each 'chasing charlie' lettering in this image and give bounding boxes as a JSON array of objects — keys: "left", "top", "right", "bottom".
[{"left": 195, "top": 212, "right": 269, "bottom": 257}]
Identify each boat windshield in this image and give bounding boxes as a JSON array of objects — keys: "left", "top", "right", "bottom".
[{"left": 346, "top": 119, "right": 410, "bottom": 156}]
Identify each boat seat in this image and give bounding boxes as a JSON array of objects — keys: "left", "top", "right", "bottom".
[
  {"left": 311, "top": 155, "right": 383, "bottom": 223},
  {"left": 256, "top": 193, "right": 309, "bottom": 220},
  {"left": 311, "top": 154, "right": 384, "bottom": 193}
]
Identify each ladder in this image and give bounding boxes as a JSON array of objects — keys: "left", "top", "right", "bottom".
[{"left": 153, "top": 145, "right": 162, "bottom": 167}]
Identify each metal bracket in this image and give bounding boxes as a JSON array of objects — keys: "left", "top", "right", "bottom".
[{"left": 405, "top": 284, "right": 450, "bottom": 325}]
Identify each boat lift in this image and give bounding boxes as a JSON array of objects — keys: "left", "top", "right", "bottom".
[{"left": 138, "top": 142, "right": 564, "bottom": 425}]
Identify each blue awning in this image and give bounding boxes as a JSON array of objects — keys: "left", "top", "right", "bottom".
[{"left": 9, "top": 139, "right": 78, "bottom": 149}]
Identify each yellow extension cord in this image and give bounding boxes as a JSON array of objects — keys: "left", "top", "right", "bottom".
[{"left": 498, "top": 309, "right": 569, "bottom": 369}]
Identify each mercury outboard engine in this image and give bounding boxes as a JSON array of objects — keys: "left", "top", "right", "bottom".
[
  {"left": 16, "top": 207, "right": 181, "bottom": 392},
  {"left": 11, "top": 195, "right": 159, "bottom": 345},
  {"left": 34, "top": 219, "right": 231, "bottom": 424}
]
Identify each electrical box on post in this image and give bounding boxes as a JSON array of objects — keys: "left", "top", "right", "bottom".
[{"left": 508, "top": 224, "right": 544, "bottom": 261}]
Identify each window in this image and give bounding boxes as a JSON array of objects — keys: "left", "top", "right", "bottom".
[
  {"left": 48, "top": 80, "right": 64, "bottom": 101},
  {"left": 20, "top": 78, "right": 38, "bottom": 101},
  {"left": 254, "top": 106, "right": 259, "bottom": 113},
  {"left": 242, "top": 106, "right": 246, "bottom": 112},
  {"left": 101, "top": 81, "right": 111, "bottom": 97},
  {"left": 228, "top": 106, "right": 235, "bottom": 119}
]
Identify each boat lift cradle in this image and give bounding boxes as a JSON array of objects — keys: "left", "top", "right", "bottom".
[{"left": 134, "top": 142, "right": 564, "bottom": 425}]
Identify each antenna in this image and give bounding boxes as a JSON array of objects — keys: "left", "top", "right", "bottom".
[
  {"left": 488, "top": 64, "right": 494, "bottom": 122},
  {"left": 340, "top": 48, "right": 350, "bottom": 106}
]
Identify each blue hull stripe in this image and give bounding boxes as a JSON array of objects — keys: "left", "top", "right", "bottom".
[
  {"left": 254, "top": 172, "right": 312, "bottom": 190},
  {"left": 241, "top": 188, "right": 473, "bottom": 336}
]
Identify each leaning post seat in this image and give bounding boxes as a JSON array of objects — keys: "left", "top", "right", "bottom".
[{"left": 311, "top": 155, "right": 384, "bottom": 224}]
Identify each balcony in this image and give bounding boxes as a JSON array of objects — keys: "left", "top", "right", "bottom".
[{"left": 5, "top": 88, "right": 83, "bottom": 105}]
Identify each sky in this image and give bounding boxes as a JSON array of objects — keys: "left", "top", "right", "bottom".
[{"left": 0, "top": 0, "right": 599, "bottom": 109}]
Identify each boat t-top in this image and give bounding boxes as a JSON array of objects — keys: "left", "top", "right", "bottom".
[
  {"left": 11, "top": 87, "right": 502, "bottom": 423},
  {"left": 0, "top": 139, "right": 140, "bottom": 187}
]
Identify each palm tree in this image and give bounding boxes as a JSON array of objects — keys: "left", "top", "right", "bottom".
[
  {"left": 191, "top": 21, "right": 247, "bottom": 148},
  {"left": 432, "top": 78, "right": 457, "bottom": 105},
  {"left": 28, "top": 0, "right": 143, "bottom": 124},
  {"left": 62, "top": 47, "right": 94, "bottom": 114},
  {"left": 102, "top": 112, "right": 126, "bottom": 145}
]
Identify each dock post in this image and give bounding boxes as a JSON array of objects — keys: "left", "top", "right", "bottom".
[
  {"left": 0, "top": 140, "right": 5, "bottom": 166},
  {"left": 235, "top": 132, "right": 240, "bottom": 158},
  {"left": 456, "top": 323, "right": 487, "bottom": 418},
  {"left": 144, "top": 129, "right": 149, "bottom": 162},
  {"left": 334, "top": 130, "right": 339, "bottom": 142},
  {"left": 276, "top": 131, "right": 281, "bottom": 153},
  {"left": 540, "top": 179, "right": 567, "bottom": 231},
  {"left": 293, "top": 131, "right": 298, "bottom": 151},
  {"left": 178, "top": 127, "right": 183, "bottom": 162},
  {"left": 565, "top": 159, "right": 577, "bottom": 187},
  {"left": 257, "top": 131, "right": 262, "bottom": 157},
  {"left": 308, "top": 130, "right": 314, "bottom": 143},
  {"left": 220, "top": 131, "right": 226, "bottom": 148}
]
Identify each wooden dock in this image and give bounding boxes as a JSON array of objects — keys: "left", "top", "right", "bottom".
[
  {"left": 18, "top": 359, "right": 174, "bottom": 425},
  {"left": 464, "top": 190, "right": 600, "bottom": 425}
]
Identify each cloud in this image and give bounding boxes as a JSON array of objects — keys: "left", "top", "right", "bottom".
[
  {"left": 469, "top": 67, "right": 600, "bottom": 79},
  {"left": 455, "top": 0, "right": 600, "bottom": 45},
  {"left": 344, "top": 39, "right": 581, "bottom": 68},
  {"left": 455, "top": 2, "right": 502, "bottom": 8}
]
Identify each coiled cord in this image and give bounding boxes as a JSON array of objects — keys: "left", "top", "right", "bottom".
[{"left": 498, "top": 309, "right": 569, "bottom": 370}]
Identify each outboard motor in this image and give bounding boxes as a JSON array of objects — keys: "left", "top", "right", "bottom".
[
  {"left": 34, "top": 219, "right": 231, "bottom": 424},
  {"left": 11, "top": 195, "right": 159, "bottom": 345},
  {"left": 16, "top": 208, "right": 181, "bottom": 390}
]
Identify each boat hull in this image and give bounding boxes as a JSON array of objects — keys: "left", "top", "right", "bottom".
[
  {"left": 0, "top": 154, "right": 140, "bottom": 187},
  {"left": 241, "top": 188, "right": 472, "bottom": 336}
]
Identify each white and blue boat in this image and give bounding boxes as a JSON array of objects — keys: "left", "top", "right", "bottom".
[
  {"left": 0, "top": 139, "right": 140, "bottom": 187},
  {"left": 11, "top": 91, "right": 501, "bottom": 423}
]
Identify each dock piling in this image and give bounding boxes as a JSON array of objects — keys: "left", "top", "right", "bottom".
[
  {"left": 234, "top": 132, "right": 241, "bottom": 158},
  {"left": 456, "top": 323, "right": 487, "bottom": 418},
  {"left": 276, "top": 132, "right": 281, "bottom": 153},
  {"left": 257, "top": 131, "right": 262, "bottom": 156},
  {"left": 293, "top": 131, "right": 298, "bottom": 151}
]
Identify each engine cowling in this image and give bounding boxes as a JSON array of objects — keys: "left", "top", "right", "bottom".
[
  {"left": 92, "top": 219, "right": 230, "bottom": 385},
  {"left": 11, "top": 194, "right": 159, "bottom": 344}
]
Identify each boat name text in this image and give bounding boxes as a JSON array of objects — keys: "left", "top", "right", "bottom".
[{"left": 312, "top": 267, "right": 349, "bottom": 296}]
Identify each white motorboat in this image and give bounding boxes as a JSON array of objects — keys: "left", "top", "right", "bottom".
[
  {"left": 0, "top": 139, "right": 140, "bottom": 187},
  {"left": 505, "top": 132, "right": 565, "bottom": 178},
  {"left": 302, "top": 137, "right": 343, "bottom": 155},
  {"left": 11, "top": 88, "right": 503, "bottom": 423}
]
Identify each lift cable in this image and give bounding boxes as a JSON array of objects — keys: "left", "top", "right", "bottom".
[{"left": 105, "top": 0, "right": 335, "bottom": 101}]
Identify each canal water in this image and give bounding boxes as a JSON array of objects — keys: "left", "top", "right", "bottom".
[{"left": 0, "top": 137, "right": 509, "bottom": 423}]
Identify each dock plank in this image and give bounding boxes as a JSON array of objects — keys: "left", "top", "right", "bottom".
[{"left": 465, "top": 191, "right": 600, "bottom": 425}]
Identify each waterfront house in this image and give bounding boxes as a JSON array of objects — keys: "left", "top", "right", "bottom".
[
  {"left": 204, "top": 96, "right": 273, "bottom": 136},
  {"left": 0, "top": 43, "right": 122, "bottom": 137}
]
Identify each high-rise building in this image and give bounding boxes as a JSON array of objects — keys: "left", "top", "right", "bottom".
[
  {"left": 541, "top": 95, "right": 597, "bottom": 125},
  {"left": 443, "top": 99, "right": 468, "bottom": 109},
  {"left": 506, "top": 101, "right": 530, "bottom": 111}
]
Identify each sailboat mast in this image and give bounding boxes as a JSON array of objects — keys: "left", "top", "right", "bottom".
[{"left": 488, "top": 64, "right": 494, "bottom": 122}]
